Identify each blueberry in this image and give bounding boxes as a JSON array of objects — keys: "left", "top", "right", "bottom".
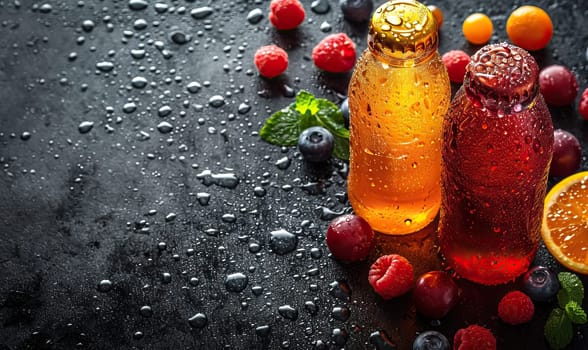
[
  {"left": 340, "top": 98, "right": 350, "bottom": 129},
  {"left": 340, "top": 0, "right": 374, "bottom": 23},
  {"left": 413, "top": 331, "right": 450, "bottom": 350},
  {"left": 522, "top": 266, "right": 560, "bottom": 302},
  {"left": 298, "top": 126, "right": 334, "bottom": 162}
]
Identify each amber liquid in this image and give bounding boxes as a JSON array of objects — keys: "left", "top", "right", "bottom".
[
  {"left": 347, "top": 52, "right": 450, "bottom": 234},
  {"left": 438, "top": 89, "right": 554, "bottom": 285}
]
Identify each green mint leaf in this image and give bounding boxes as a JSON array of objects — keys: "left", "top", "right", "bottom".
[
  {"left": 565, "top": 300, "right": 588, "bottom": 324},
  {"left": 299, "top": 109, "right": 319, "bottom": 132},
  {"left": 545, "top": 308, "right": 574, "bottom": 350},
  {"left": 558, "top": 272, "right": 584, "bottom": 304},
  {"left": 259, "top": 90, "right": 350, "bottom": 160},
  {"left": 333, "top": 135, "right": 350, "bottom": 160},
  {"left": 294, "top": 90, "right": 319, "bottom": 115},
  {"left": 558, "top": 289, "right": 571, "bottom": 309},
  {"left": 259, "top": 107, "right": 301, "bottom": 146}
]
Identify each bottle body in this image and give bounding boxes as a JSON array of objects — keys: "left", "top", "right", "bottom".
[
  {"left": 348, "top": 51, "right": 450, "bottom": 234},
  {"left": 438, "top": 45, "right": 554, "bottom": 284}
]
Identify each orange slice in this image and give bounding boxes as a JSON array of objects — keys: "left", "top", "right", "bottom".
[{"left": 542, "top": 171, "right": 588, "bottom": 274}]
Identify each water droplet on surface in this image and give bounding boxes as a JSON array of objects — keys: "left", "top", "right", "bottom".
[
  {"left": 237, "top": 103, "right": 251, "bottom": 114},
  {"left": 96, "top": 61, "right": 114, "bottom": 72},
  {"left": 131, "top": 76, "right": 148, "bottom": 89},
  {"left": 329, "top": 280, "right": 351, "bottom": 300},
  {"left": 133, "top": 331, "right": 144, "bottom": 340},
  {"left": 128, "top": 0, "right": 148, "bottom": 11},
  {"left": 225, "top": 272, "right": 248, "bottom": 292},
  {"left": 188, "top": 313, "right": 208, "bottom": 328},
  {"left": 278, "top": 305, "right": 299, "bottom": 320},
  {"left": 320, "top": 21, "right": 332, "bottom": 32},
  {"left": 20, "top": 132, "right": 31, "bottom": 140},
  {"left": 196, "top": 170, "right": 239, "bottom": 189},
  {"left": 332, "top": 306, "right": 350, "bottom": 321},
  {"left": 170, "top": 30, "right": 191, "bottom": 45},
  {"left": 97, "top": 279, "right": 113, "bottom": 292},
  {"left": 158, "top": 105, "right": 172, "bottom": 117},
  {"left": 154, "top": 3, "right": 169, "bottom": 13},
  {"left": 255, "top": 325, "right": 271, "bottom": 337},
  {"left": 191, "top": 7, "right": 214, "bottom": 19},
  {"left": 275, "top": 156, "right": 291, "bottom": 170},
  {"left": 247, "top": 9, "right": 264, "bottom": 24},
  {"left": 139, "top": 305, "right": 153, "bottom": 317},
  {"left": 331, "top": 328, "right": 348, "bottom": 346},
  {"left": 369, "top": 331, "right": 397, "bottom": 350},
  {"left": 253, "top": 186, "right": 266, "bottom": 197},
  {"left": 130, "top": 49, "right": 146, "bottom": 59},
  {"left": 123, "top": 102, "right": 137, "bottom": 113},
  {"left": 208, "top": 95, "right": 225, "bottom": 108},
  {"left": 311, "top": 0, "right": 330, "bottom": 14},
  {"left": 78, "top": 121, "right": 94, "bottom": 134},
  {"left": 269, "top": 229, "right": 298, "bottom": 255},
  {"left": 81, "top": 20, "right": 95, "bottom": 32},
  {"left": 39, "top": 3, "right": 52, "bottom": 13},
  {"left": 157, "top": 121, "right": 173, "bottom": 134},
  {"left": 187, "top": 81, "right": 202, "bottom": 93},
  {"left": 133, "top": 19, "right": 148, "bottom": 30},
  {"left": 196, "top": 192, "right": 211, "bottom": 205},
  {"left": 304, "top": 300, "right": 318, "bottom": 315},
  {"left": 161, "top": 272, "right": 172, "bottom": 284}
]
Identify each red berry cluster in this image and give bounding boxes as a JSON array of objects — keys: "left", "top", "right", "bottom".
[{"left": 254, "top": 0, "right": 357, "bottom": 78}]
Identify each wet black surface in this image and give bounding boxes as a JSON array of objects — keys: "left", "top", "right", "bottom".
[{"left": 0, "top": 0, "right": 587, "bottom": 349}]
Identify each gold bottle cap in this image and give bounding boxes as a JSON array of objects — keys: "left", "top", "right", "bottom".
[
  {"left": 464, "top": 43, "right": 539, "bottom": 113},
  {"left": 368, "top": 0, "right": 438, "bottom": 63}
]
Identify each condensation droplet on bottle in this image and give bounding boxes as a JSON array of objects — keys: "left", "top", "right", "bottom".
[{"left": 532, "top": 139, "right": 543, "bottom": 154}]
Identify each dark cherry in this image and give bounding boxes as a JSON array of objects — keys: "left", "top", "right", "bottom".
[
  {"left": 413, "top": 271, "right": 459, "bottom": 319},
  {"left": 326, "top": 214, "right": 374, "bottom": 262},
  {"left": 550, "top": 129, "right": 582, "bottom": 178}
]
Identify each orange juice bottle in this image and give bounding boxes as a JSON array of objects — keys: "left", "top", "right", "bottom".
[{"left": 347, "top": 0, "right": 450, "bottom": 234}]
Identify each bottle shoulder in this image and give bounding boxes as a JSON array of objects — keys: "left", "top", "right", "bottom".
[{"left": 352, "top": 49, "right": 449, "bottom": 81}]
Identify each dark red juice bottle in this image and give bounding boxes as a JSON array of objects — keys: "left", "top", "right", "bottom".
[{"left": 438, "top": 43, "right": 554, "bottom": 285}]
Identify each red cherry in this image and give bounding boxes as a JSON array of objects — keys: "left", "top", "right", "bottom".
[
  {"left": 539, "top": 65, "right": 579, "bottom": 106},
  {"left": 550, "top": 129, "right": 581, "bottom": 178},
  {"left": 413, "top": 271, "right": 459, "bottom": 319},
  {"left": 326, "top": 214, "right": 374, "bottom": 262}
]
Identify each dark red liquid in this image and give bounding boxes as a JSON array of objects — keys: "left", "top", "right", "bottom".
[{"left": 438, "top": 88, "right": 553, "bottom": 285}]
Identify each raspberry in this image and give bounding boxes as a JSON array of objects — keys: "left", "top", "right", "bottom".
[
  {"left": 579, "top": 88, "right": 588, "bottom": 120},
  {"left": 312, "top": 33, "right": 357, "bottom": 73},
  {"left": 442, "top": 50, "right": 470, "bottom": 83},
  {"left": 453, "top": 325, "right": 496, "bottom": 350},
  {"left": 497, "top": 291, "right": 535, "bottom": 325},
  {"left": 368, "top": 254, "right": 414, "bottom": 300},
  {"left": 269, "top": 0, "right": 305, "bottom": 30},
  {"left": 254, "top": 45, "right": 288, "bottom": 78}
]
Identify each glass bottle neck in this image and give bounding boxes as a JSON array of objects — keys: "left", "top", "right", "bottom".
[{"left": 368, "top": 43, "right": 438, "bottom": 67}]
